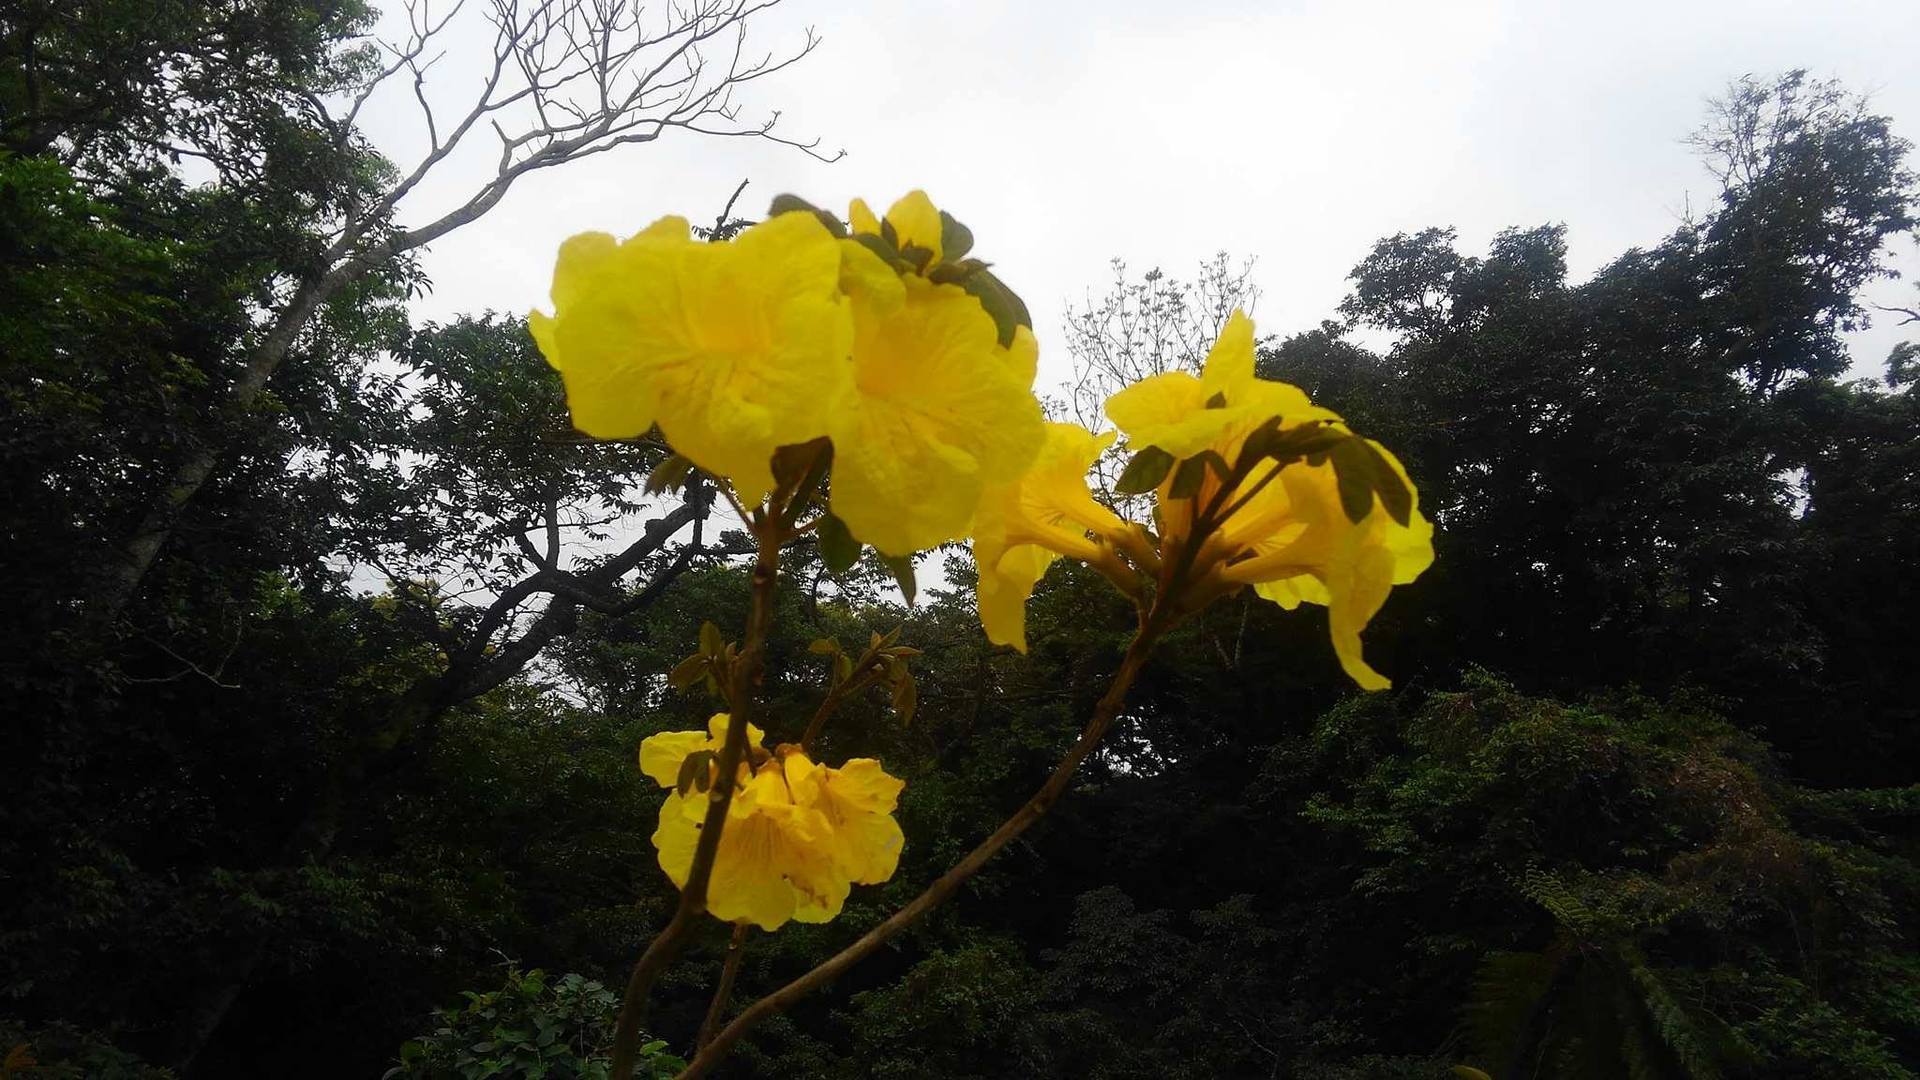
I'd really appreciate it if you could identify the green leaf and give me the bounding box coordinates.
[818,512,860,574]
[1327,437,1413,526]
[938,210,974,261]
[768,193,821,217]
[676,750,716,796]
[698,620,725,657]
[1169,455,1210,499]
[666,652,708,691]
[1332,458,1375,523]
[958,268,1032,347]
[882,553,918,606]
[900,243,937,273]
[644,453,694,495]
[807,637,840,656]
[1359,440,1414,526]
[768,194,847,236]
[833,652,853,685]
[1115,446,1176,495]
[892,671,918,726]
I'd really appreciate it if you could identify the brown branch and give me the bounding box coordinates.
[696,923,751,1050]
[800,662,885,750]
[608,521,784,1080]
[677,615,1168,1078]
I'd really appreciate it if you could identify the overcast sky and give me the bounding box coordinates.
[362,0,1920,395]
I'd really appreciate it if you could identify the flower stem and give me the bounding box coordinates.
[696,923,751,1050]
[674,613,1168,1078]
[609,525,783,1080]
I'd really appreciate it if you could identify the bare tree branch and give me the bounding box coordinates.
[99,0,840,615]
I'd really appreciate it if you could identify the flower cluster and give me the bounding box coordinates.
[975,310,1434,688]
[530,191,1045,555]
[533,191,1433,938]
[639,715,905,930]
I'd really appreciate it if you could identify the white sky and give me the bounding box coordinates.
[364,0,1920,388]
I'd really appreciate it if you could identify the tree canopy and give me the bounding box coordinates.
[1,8,1915,1074]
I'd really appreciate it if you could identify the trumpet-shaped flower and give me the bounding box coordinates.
[639,715,905,930]
[972,422,1130,651]
[529,212,851,504]
[780,748,907,885]
[826,244,1045,556]
[1106,310,1434,689]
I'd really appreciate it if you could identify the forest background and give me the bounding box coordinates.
[2,1,1917,1077]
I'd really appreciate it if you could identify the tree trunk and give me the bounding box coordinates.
[94,254,363,618]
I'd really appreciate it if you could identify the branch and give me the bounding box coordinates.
[676,620,1168,1078]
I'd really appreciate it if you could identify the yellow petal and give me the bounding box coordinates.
[1199,308,1256,397]
[847,197,880,237]
[637,729,711,788]
[821,758,905,814]
[884,190,943,263]
[837,237,907,313]
[703,812,801,930]
[977,543,1058,652]
[831,807,906,885]
[1104,371,1240,459]
[1327,537,1399,691]
[811,759,907,884]
[531,211,852,503]
[970,423,1123,650]
[652,792,702,889]
[705,712,766,750]
[549,230,624,310]
[1224,462,1434,690]
[829,279,1045,555]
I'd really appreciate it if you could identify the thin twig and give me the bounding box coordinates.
[676,612,1169,1078]
[608,522,784,1080]
[696,923,751,1050]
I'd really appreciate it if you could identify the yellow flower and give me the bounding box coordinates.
[1105,310,1433,689]
[638,715,905,929]
[780,748,907,885]
[972,422,1130,651]
[528,211,852,504]
[825,242,1045,555]
[848,190,946,267]
[1215,446,1434,689]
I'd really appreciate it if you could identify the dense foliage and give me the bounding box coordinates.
[0,2,1914,1073]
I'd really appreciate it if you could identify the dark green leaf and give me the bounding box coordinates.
[938,210,974,261]
[882,553,918,606]
[676,750,716,796]
[892,671,918,725]
[1359,440,1415,526]
[818,512,860,574]
[853,232,907,271]
[1115,446,1176,495]
[900,243,937,273]
[1169,455,1210,499]
[767,193,821,217]
[666,652,708,691]
[959,269,1032,347]
[1329,439,1378,524]
[1327,437,1413,526]
[644,454,694,495]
